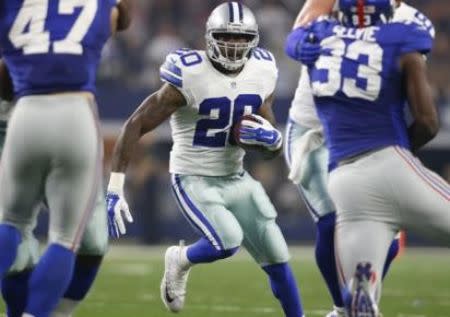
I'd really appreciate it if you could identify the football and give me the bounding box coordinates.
[232,114,266,152]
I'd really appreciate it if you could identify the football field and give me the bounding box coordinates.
[2,246,449,317]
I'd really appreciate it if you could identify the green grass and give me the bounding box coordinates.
[2,246,450,317]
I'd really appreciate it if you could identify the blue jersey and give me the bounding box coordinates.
[0,0,117,97]
[307,19,433,169]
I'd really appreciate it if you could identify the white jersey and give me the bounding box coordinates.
[288,2,435,128]
[160,48,278,176]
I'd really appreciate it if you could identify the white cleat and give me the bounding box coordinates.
[160,244,191,313]
[326,306,347,317]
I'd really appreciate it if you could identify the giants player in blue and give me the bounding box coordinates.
[0,1,131,317]
[286,0,450,316]
[285,1,434,316]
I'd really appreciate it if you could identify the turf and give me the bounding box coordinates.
[1,246,449,317]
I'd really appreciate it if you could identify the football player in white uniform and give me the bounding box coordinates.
[106,2,305,317]
[284,1,435,317]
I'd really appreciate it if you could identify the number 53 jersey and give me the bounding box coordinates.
[160,48,278,176]
[0,0,117,97]
[308,19,433,168]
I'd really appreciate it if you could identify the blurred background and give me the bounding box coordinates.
[95,0,450,245]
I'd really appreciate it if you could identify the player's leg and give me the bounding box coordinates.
[328,152,400,317]
[285,121,402,316]
[0,116,42,317]
[229,173,304,317]
[23,95,101,317]
[161,174,244,312]
[392,147,450,243]
[0,99,48,280]
[334,220,396,317]
[51,184,108,317]
[1,209,40,317]
[285,120,345,314]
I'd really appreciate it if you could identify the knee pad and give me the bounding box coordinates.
[77,195,108,256]
[259,221,290,265]
[210,210,244,250]
[7,231,39,274]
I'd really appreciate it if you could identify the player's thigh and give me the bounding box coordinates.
[285,121,334,221]
[328,152,399,224]
[78,182,108,256]
[171,174,243,250]
[0,101,47,231]
[392,147,450,245]
[300,144,335,220]
[231,174,290,265]
[335,220,396,304]
[45,96,101,250]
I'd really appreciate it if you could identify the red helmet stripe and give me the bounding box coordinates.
[357,0,365,27]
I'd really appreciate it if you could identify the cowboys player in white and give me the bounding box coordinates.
[284,1,434,316]
[107,2,305,316]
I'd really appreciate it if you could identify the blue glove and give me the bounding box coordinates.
[106,173,133,238]
[285,27,321,66]
[239,114,282,151]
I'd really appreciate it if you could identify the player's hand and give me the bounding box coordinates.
[239,114,282,151]
[106,172,133,238]
[285,27,321,66]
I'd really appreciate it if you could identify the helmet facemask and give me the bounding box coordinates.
[206,30,259,71]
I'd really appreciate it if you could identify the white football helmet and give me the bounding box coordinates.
[205,2,259,71]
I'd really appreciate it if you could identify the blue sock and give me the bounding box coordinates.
[186,237,239,264]
[382,237,400,279]
[315,213,344,308]
[1,270,31,317]
[263,263,304,317]
[63,255,102,301]
[25,243,75,317]
[0,224,21,275]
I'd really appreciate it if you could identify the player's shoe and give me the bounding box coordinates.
[350,263,379,317]
[325,306,346,317]
[160,243,191,313]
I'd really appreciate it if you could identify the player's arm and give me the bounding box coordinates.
[258,92,282,159]
[293,0,335,28]
[111,0,132,34]
[107,83,186,238]
[239,92,282,159]
[0,59,14,101]
[111,83,186,173]
[400,52,439,152]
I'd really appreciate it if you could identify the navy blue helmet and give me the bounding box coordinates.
[338,0,396,27]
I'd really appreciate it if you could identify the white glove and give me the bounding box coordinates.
[239,114,282,151]
[288,127,324,184]
[106,172,133,238]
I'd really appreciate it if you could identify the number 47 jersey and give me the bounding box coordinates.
[308,19,433,168]
[0,0,118,97]
[160,48,278,176]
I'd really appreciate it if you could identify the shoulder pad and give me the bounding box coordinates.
[160,49,204,89]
